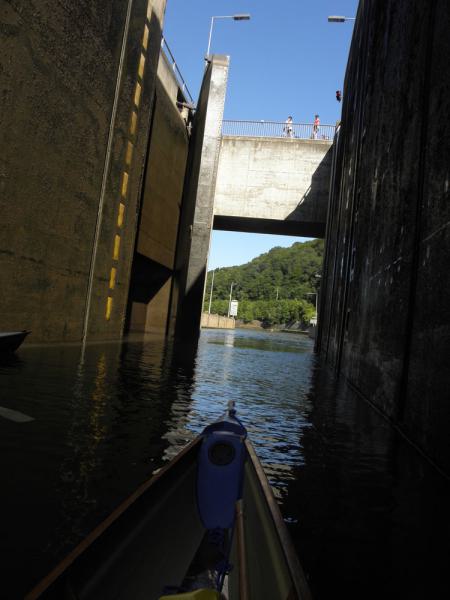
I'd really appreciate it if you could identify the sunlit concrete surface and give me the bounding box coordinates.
[214,137,332,237]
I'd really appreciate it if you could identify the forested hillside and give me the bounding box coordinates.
[204,238,324,326]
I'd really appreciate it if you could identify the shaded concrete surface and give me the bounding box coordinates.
[126,254,172,332]
[0,0,166,342]
[318,0,450,473]
[214,137,332,238]
[126,52,190,335]
[213,215,325,238]
[82,1,166,341]
[288,360,450,600]
[175,56,230,340]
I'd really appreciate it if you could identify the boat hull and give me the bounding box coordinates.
[26,438,311,600]
[0,330,30,353]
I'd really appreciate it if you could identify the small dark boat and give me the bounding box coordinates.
[26,403,311,600]
[0,330,30,353]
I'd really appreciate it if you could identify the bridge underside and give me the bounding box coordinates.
[213,215,325,238]
[212,136,332,243]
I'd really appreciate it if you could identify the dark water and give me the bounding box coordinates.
[0,329,449,599]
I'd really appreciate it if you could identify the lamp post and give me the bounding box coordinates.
[208,269,215,315]
[206,14,251,58]
[227,282,234,318]
[327,15,356,22]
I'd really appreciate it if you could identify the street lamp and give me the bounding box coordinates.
[327,15,356,22]
[208,269,215,315]
[206,14,251,58]
[227,281,234,318]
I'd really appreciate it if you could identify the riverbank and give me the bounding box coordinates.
[236,319,310,333]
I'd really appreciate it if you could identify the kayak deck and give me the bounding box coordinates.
[26,439,311,600]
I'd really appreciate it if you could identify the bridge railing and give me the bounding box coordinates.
[222,120,335,140]
[161,37,194,105]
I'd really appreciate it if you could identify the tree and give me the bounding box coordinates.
[205,239,323,304]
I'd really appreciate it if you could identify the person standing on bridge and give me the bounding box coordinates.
[284,116,293,138]
[313,114,320,139]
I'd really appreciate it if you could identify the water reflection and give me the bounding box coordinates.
[0,329,449,599]
[55,352,111,552]
[0,335,194,598]
[284,363,450,600]
[171,329,315,504]
[159,330,315,486]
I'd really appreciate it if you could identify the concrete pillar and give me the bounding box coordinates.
[174,55,230,340]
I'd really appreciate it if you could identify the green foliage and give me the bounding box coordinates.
[203,298,315,326]
[203,239,323,325]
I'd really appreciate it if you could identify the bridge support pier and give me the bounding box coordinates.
[174,56,230,340]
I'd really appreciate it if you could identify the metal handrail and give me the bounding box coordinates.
[161,37,194,105]
[222,120,335,140]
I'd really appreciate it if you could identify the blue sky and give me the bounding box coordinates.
[163,0,358,268]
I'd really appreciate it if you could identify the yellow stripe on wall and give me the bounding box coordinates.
[121,172,129,198]
[125,141,134,166]
[106,296,113,320]
[130,111,137,135]
[106,4,152,321]
[134,82,142,108]
[142,25,149,50]
[138,53,146,79]
[117,203,125,228]
[113,235,121,260]
[109,267,117,290]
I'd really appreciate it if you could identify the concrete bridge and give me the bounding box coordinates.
[131,64,338,339]
[213,128,333,238]
[174,93,336,340]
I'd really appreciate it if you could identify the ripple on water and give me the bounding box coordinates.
[161,329,315,504]
[2,328,449,600]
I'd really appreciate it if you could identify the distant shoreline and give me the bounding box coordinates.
[235,321,309,334]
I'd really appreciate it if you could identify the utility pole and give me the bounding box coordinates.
[208,269,215,314]
[227,281,234,318]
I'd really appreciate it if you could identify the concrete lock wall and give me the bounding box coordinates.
[201,313,235,329]
[126,51,190,335]
[318,0,450,473]
[0,0,166,342]
[214,137,332,238]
